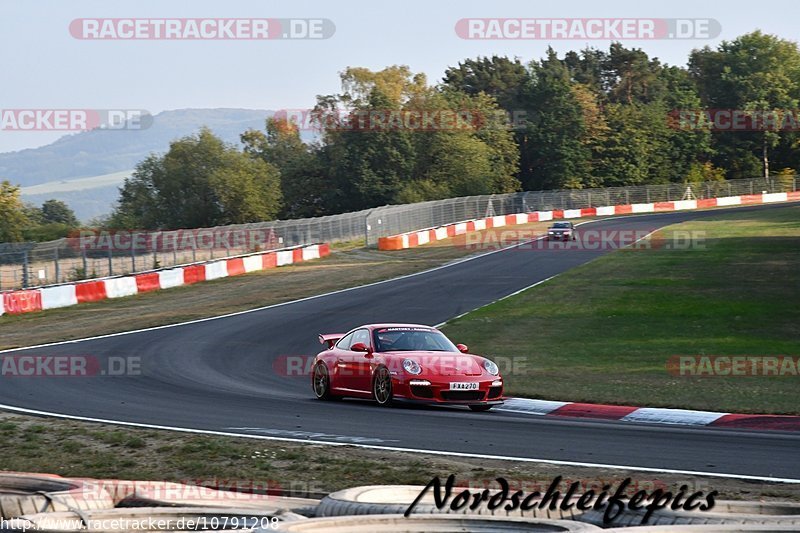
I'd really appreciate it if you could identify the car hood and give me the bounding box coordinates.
[387,351,486,376]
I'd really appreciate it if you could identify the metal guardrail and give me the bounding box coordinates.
[1,176,796,290]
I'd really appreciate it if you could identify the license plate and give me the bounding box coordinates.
[450,382,478,390]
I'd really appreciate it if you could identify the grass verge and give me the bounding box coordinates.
[443,205,800,414]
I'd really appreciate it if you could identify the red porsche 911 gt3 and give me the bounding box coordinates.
[310,324,504,411]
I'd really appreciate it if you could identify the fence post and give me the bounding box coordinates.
[646,186,650,203]
[82,250,88,279]
[22,251,29,288]
[54,246,60,283]
[108,248,113,277]
[364,211,372,246]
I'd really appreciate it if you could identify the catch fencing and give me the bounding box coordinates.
[1,175,796,290]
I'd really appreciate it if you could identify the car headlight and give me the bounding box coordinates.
[483,360,499,376]
[403,359,422,375]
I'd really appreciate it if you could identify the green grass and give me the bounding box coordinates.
[442,206,800,414]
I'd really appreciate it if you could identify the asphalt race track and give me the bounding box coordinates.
[1,204,799,481]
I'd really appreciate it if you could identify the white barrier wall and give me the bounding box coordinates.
[716,196,741,206]
[158,269,185,289]
[276,250,294,266]
[632,203,655,213]
[302,245,320,261]
[204,261,229,281]
[673,200,698,210]
[763,192,788,203]
[40,285,78,310]
[242,255,263,273]
[105,277,138,298]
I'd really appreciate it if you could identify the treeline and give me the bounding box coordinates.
[0,182,81,243]
[3,30,796,238]
[108,30,800,229]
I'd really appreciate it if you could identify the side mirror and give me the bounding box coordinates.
[456,344,469,353]
[351,342,371,353]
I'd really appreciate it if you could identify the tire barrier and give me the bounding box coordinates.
[604,526,800,532]
[0,473,114,519]
[269,514,600,532]
[315,485,586,521]
[578,500,800,528]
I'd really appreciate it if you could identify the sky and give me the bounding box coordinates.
[0,0,797,153]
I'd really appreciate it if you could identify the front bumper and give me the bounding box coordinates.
[393,377,504,405]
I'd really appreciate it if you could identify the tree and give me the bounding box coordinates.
[314,70,419,210]
[603,43,667,105]
[442,56,529,111]
[209,152,282,224]
[520,49,592,190]
[690,31,800,178]
[40,199,79,226]
[243,117,328,218]
[111,128,282,229]
[0,181,29,242]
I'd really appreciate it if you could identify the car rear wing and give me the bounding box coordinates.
[318,333,344,349]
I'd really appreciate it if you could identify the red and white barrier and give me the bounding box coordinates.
[501,398,800,431]
[377,193,800,250]
[0,243,331,318]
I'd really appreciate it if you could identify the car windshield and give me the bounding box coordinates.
[552,222,571,228]
[373,327,458,352]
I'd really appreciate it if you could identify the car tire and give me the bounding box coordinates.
[312,363,336,401]
[372,366,393,407]
[469,405,493,412]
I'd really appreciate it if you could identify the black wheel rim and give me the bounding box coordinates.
[374,368,391,404]
[313,365,328,398]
